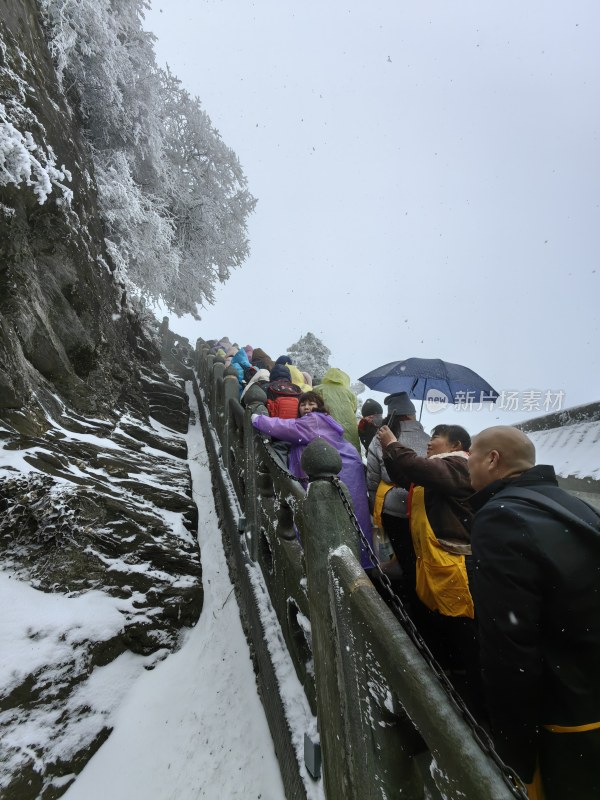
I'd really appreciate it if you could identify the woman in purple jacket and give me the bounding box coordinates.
[252,392,374,569]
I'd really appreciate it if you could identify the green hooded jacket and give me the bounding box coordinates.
[314,368,361,452]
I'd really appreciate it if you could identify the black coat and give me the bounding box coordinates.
[470,465,600,782]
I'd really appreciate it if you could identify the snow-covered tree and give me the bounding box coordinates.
[158,68,256,314]
[287,333,331,384]
[350,380,366,398]
[38,0,255,317]
[0,101,73,205]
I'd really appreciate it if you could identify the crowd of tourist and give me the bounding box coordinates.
[206,337,600,800]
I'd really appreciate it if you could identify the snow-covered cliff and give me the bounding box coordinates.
[0,4,204,795]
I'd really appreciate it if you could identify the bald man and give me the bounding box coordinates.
[468,426,600,799]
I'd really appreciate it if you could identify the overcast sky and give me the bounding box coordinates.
[145,1,599,431]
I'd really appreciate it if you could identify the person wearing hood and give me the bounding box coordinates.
[229,347,252,387]
[211,337,231,354]
[275,355,311,393]
[269,364,295,383]
[252,392,374,570]
[313,367,361,452]
[265,365,302,419]
[366,393,429,606]
[251,347,275,373]
[224,344,238,368]
[378,422,483,720]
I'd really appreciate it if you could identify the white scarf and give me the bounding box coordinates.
[428,450,469,460]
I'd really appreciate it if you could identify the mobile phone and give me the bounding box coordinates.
[387,410,397,429]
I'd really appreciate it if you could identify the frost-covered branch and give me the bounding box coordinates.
[0,103,72,206]
[38,0,256,316]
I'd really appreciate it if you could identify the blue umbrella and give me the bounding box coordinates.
[358,357,499,404]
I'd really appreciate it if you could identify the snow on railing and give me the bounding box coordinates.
[194,340,526,800]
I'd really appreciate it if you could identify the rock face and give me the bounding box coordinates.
[0,4,204,797]
[0,0,158,423]
[0,399,203,798]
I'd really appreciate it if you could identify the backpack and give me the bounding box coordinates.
[498,487,600,541]
[266,379,301,400]
[266,379,301,419]
[267,396,299,419]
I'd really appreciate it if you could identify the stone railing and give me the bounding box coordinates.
[194,341,526,800]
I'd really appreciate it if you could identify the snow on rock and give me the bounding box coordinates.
[0,398,202,797]
[0,100,72,206]
[0,573,157,797]
[62,382,286,800]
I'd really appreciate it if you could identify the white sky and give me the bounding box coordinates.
[145,0,600,432]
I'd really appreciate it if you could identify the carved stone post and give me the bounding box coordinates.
[197,344,210,383]
[211,362,224,426]
[300,439,361,799]
[243,408,259,561]
[221,372,240,470]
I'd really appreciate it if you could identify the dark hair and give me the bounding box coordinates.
[297,392,328,417]
[431,424,471,451]
[383,411,404,436]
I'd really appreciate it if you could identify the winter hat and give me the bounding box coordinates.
[269,364,291,382]
[384,392,416,416]
[302,371,313,387]
[243,344,253,360]
[275,355,292,365]
[361,398,383,417]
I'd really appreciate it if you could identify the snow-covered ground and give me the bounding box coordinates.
[62,386,287,800]
[0,575,155,795]
[5,375,594,799]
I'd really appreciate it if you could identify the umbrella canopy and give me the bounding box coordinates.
[358,358,499,404]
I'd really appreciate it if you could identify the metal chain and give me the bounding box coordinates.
[215,406,526,799]
[256,436,303,483]
[328,475,529,800]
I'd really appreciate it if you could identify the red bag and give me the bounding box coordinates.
[267,396,299,419]
[266,379,301,419]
